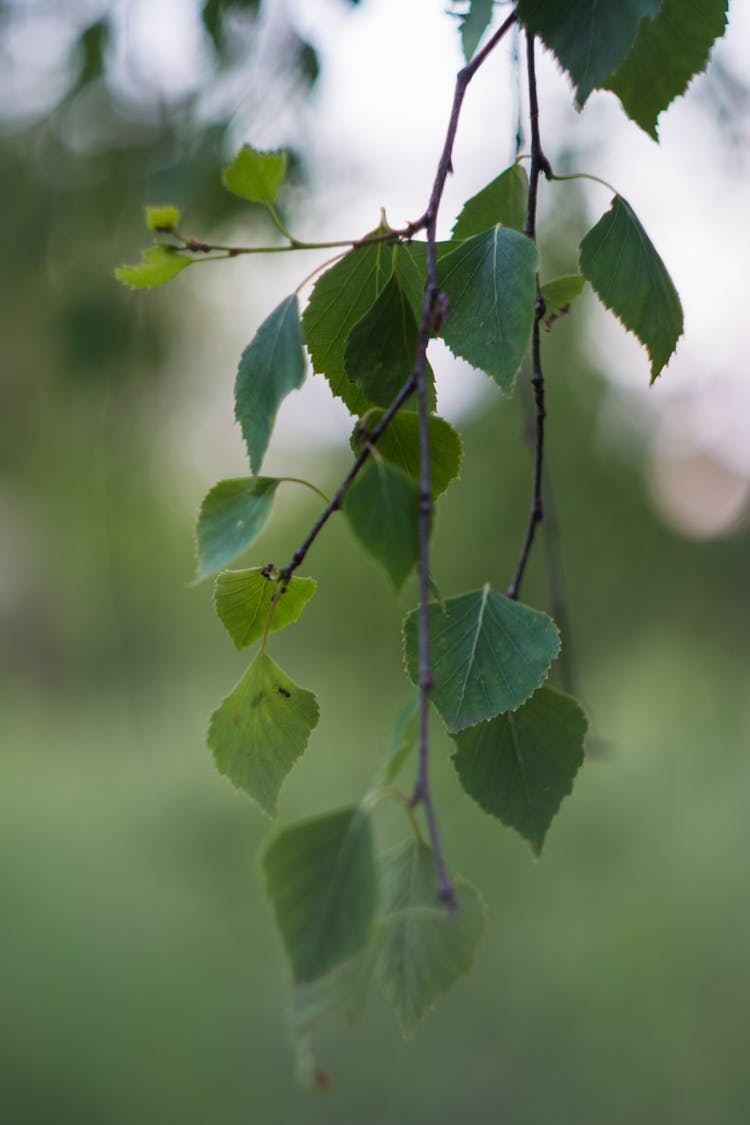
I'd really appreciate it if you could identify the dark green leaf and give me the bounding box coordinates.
[540,273,585,331]
[376,839,486,1037]
[344,274,418,407]
[605,0,729,138]
[452,686,587,853]
[208,651,319,816]
[194,477,280,581]
[452,164,529,240]
[302,233,395,414]
[579,195,683,381]
[234,295,306,473]
[459,0,494,61]
[395,240,455,322]
[144,205,180,232]
[438,226,537,393]
[352,411,462,499]
[222,144,287,205]
[403,585,560,732]
[343,458,419,589]
[263,806,379,982]
[214,568,316,650]
[115,245,191,290]
[517,0,659,105]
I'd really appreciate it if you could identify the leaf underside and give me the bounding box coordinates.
[194,477,280,581]
[213,568,316,650]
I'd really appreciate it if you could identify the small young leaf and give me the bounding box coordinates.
[459,0,494,61]
[379,696,419,786]
[115,245,191,290]
[263,806,379,982]
[605,0,729,138]
[343,458,419,589]
[539,273,585,331]
[302,233,394,414]
[452,164,529,240]
[452,686,588,854]
[208,650,319,816]
[438,226,537,393]
[352,411,462,499]
[375,838,487,1038]
[517,0,660,105]
[222,144,287,204]
[403,585,560,732]
[235,294,306,473]
[579,195,683,381]
[214,568,316,650]
[194,477,280,581]
[344,274,418,407]
[144,204,181,232]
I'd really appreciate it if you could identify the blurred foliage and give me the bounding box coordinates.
[2,2,749,1122]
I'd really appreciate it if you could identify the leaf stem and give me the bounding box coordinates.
[277,477,331,505]
[508,32,548,602]
[548,170,619,196]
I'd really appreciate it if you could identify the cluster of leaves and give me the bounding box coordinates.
[116,0,728,1086]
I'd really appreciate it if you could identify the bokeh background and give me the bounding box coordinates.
[2,1,750,1121]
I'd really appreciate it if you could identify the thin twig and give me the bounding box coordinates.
[507,32,550,602]
[277,7,518,907]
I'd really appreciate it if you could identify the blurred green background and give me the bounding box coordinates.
[2,2,749,1122]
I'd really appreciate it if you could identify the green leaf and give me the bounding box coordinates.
[438,226,538,393]
[302,233,395,414]
[194,477,280,581]
[579,195,683,382]
[208,651,319,816]
[379,696,419,786]
[540,273,585,331]
[395,239,455,322]
[451,686,587,854]
[452,164,529,240]
[459,0,494,61]
[605,0,729,138]
[213,568,316,650]
[234,295,306,473]
[263,806,379,982]
[352,411,462,499]
[343,458,419,589]
[403,584,560,732]
[144,204,181,232]
[344,274,418,408]
[517,0,660,105]
[375,839,486,1038]
[222,144,287,205]
[291,948,376,1091]
[114,245,191,290]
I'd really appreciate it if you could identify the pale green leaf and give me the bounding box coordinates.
[194,477,280,581]
[459,0,493,61]
[213,568,316,650]
[352,411,462,499]
[403,584,560,732]
[344,273,418,407]
[452,164,529,240]
[343,457,419,589]
[208,651,319,816]
[222,144,287,204]
[579,195,683,381]
[438,226,538,393]
[540,273,585,331]
[144,204,180,232]
[452,686,587,854]
[605,0,729,138]
[302,232,395,414]
[379,696,419,786]
[115,245,191,290]
[263,806,379,982]
[517,0,659,105]
[376,838,486,1037]
[235,295,306,473]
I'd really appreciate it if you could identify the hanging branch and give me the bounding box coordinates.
[507,31,551,602]
[276,8,519,907]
